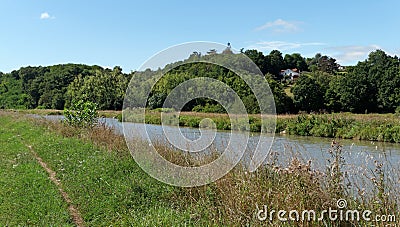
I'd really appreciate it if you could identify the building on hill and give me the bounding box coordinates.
[280,68,300,81]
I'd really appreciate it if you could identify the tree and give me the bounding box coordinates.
[337,70,372,113]
[351,50,400,112]
[284,53,308,71]
[265,74,295,113]
[378,67,400,112]
[267,50,285,76]
[306,53,320,72]
[324,77,342,112]
[244,49,269,75]
[317,56,338,74]
[292,76,324,112]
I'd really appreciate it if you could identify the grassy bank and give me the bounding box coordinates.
[0,115,72,226]
[1,111,399,225]
[15,108,400,143]
[13,109,121,119]
[279,113,400,142]
[0,112,190,226]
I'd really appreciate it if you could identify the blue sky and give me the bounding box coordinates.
[1,1,399,73]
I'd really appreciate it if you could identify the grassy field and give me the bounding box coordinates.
[0,114,73,225]
[1,111,399,226]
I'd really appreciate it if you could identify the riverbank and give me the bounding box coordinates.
[10,109,121,119]
[122,110,400,143]
[1,111,399,225]
[10,109,400,142]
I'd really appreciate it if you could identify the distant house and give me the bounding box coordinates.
[280,68,300,81]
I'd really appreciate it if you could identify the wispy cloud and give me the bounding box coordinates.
[40,12,55,20]
[330,45,381,65]
[255,19,302,33]
[248,41,326,52]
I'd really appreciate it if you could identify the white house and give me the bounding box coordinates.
[280,68,300,81]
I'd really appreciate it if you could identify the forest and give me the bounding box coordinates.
[0,49,399,114]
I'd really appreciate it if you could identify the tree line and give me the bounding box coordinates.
[0,49,399,114]
[0,64,131,110]
[244,49,400,113]
[292,50,400,113]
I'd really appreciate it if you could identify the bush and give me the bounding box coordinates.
[395,106,400,115]
[63,100,98,128]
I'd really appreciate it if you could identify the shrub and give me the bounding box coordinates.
[63,100,98,128]
[396,106,400,116]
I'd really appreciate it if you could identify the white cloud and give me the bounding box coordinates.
[255,19,302,33]
[248,41,326,52]
[330,45,381,65]
[40,12,55,20]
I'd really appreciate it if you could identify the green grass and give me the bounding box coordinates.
[0,116,73,226]
[0,113,194,226]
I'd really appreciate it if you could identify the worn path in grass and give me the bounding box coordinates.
[0,112,199,226]
[0,114,74,226]
[26,145,85,226]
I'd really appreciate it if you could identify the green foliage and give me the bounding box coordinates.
[0,64,131,110]
[335,50,400,113]
[143,56,293,114]
[324,76,342,112]
[292,76,324,112]
[280,114,400,142]
[396,106,400,115]
[265,74,296,113]
[283,53,308,71]
[66,66,130,110]
[63,100,98,128]
[306,53,339,73]
[192,103,226,113]
[146,92,167,109]
[0,73,34,109]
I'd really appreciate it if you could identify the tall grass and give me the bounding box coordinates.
[281,114,400,142]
